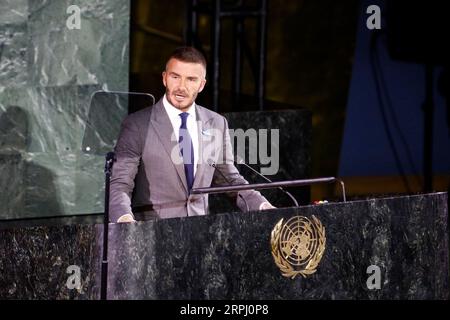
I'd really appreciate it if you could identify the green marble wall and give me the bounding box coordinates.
[0,0,130,219]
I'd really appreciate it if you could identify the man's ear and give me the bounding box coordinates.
[198,79,207,93]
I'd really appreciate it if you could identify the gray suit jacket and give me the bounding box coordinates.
[109,99,268,222]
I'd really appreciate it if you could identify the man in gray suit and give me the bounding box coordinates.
[110,47,274,223]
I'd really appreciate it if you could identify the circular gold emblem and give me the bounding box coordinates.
[271,215,326,279]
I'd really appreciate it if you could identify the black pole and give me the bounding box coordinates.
[192,176,347,203]
[192,177,337,194]
[257,0,267,111]
[100,151,115,300]
[232,17,243,110]
[185,0,198,45]
[211,0,221,111]
[423,65,434,192]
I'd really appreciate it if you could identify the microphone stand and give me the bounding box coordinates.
[101,152,115,300]
[237,160,299,207]
[208,161,250,212]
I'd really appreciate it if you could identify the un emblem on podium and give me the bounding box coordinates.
[271,215,326,279]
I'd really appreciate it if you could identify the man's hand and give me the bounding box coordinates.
[259,202,276,210]
[117,214,136,223]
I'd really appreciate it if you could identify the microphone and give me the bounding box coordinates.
[235,157,299,207]
[105,151,116,173]
[106,151,116,161]
[207,160,250,212]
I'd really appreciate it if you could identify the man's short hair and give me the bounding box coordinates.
[166,46,207,71]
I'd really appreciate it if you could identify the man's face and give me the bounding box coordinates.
[162,58,207,111]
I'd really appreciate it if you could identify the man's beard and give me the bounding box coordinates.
[168,90,198,110]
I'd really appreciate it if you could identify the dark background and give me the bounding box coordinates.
[129,0,359,200]
[128,0,449,200]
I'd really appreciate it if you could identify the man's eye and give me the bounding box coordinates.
[171,75,179,79]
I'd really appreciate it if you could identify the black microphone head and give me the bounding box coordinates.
[106,151,116,161]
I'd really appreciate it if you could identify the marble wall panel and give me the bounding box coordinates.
[0,0,130,219]
[28,0,129,90]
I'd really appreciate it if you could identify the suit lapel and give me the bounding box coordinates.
[150,99,188,193]
[193,105,213,189]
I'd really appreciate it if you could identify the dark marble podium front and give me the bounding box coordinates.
[0,192,448,299]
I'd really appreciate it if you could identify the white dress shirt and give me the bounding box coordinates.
[162,95,199,176]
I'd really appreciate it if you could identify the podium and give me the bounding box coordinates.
[0,192,448,299]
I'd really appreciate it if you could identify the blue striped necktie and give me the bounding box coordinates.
[179,112,194,192]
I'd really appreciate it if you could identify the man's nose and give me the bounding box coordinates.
[179,77,188,90]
